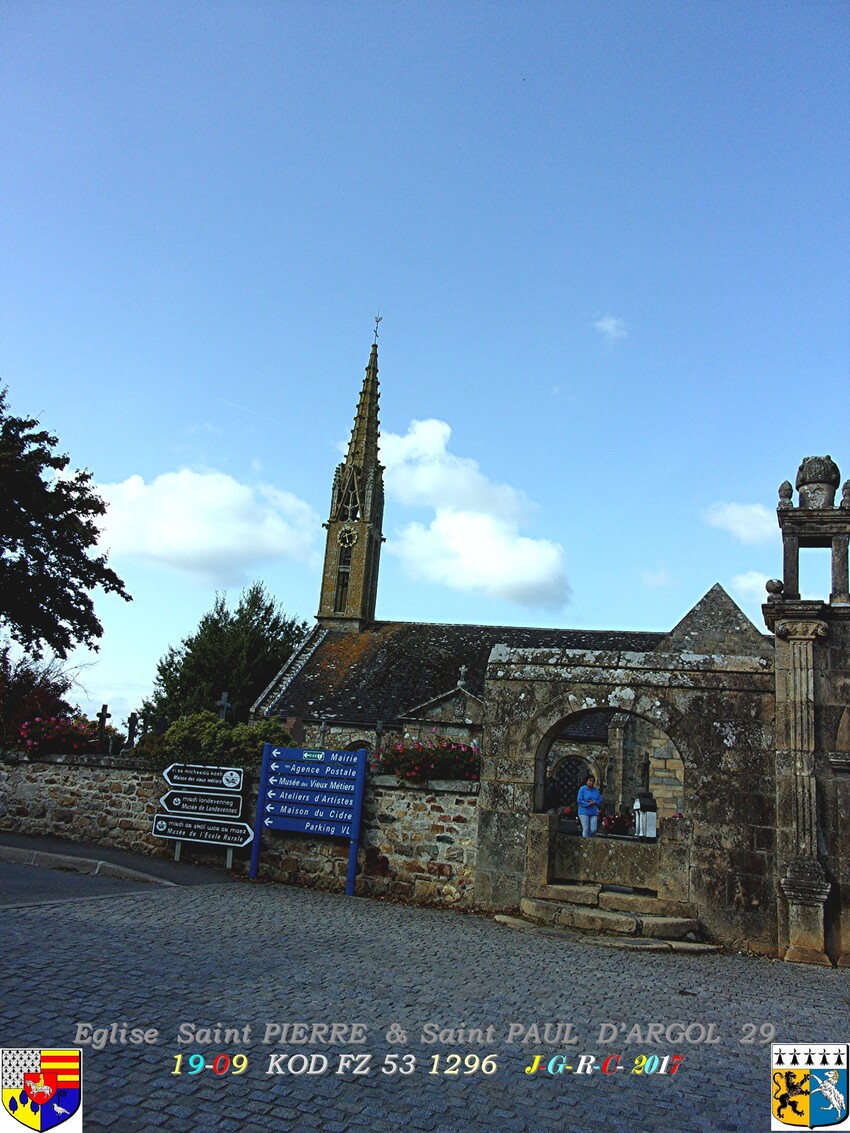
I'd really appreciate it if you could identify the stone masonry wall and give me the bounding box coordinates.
[258,776,478,904]
[0,755,478,905]
[0,755,161,852]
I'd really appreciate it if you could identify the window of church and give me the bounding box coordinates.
[334,568,350,613]
[339,483,359,522]
[334,544,352,613]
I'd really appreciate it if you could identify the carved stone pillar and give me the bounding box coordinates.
[775,619,831,964]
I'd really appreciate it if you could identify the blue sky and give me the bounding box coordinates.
[2,2,848,723]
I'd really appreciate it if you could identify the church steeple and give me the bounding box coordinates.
[346,343,380,470]
[317,342,385,632]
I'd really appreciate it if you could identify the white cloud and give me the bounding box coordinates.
[380,420,570,609]
[705,502,777,544]
[381,420,531,522]
[593,315,628,340]
[641,567,674,589]
[98,469,319,585]
[730,570,770,607]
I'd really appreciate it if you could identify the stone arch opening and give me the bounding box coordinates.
[538,707,685,824]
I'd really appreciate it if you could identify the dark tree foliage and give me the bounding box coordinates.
[0,646,77,749]
[0,389,131,658]
[144,582,308,724]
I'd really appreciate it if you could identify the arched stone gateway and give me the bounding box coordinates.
[475,641,779,955]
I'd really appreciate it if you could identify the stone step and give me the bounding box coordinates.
[598,891,694,918]
[521,897,637,935]
[537,883,695,919]
[538,883,601,907]
[639,914,701,941]
[495,914,722,954]
[519,896,702,943]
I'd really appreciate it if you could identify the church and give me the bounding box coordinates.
[254,341,850,966]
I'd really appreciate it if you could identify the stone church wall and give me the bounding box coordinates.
[0,754,478,906]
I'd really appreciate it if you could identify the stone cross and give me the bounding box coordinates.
[96,704,111,745]
[216,691,230,722]
[126,713,138,748]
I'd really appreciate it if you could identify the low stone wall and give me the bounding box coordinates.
[0,754,161,852]
[0,755,478,905]
[550,829,690,903]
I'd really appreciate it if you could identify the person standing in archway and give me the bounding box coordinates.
[577,774,602,838]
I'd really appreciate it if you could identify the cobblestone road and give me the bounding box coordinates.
[1,881,847,1133]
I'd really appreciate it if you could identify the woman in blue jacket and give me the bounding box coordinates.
[577,774,602,838]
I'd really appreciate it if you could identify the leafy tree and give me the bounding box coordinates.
[0,388,130,657]
[144,582,308,724]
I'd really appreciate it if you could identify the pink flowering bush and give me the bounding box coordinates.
[18,715,97,756]
[371,734,480,785]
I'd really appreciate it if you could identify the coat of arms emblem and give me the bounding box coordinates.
[1,1050,81,1131]
[771,1044,849,1130]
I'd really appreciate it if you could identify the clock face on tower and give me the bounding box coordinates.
[338,524,358,548]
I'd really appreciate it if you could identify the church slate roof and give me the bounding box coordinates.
[257,621,665,726]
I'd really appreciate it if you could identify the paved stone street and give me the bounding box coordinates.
[1,880,847,1133]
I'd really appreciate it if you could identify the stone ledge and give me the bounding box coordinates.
[371,775,479,794]
[1,751,153,772]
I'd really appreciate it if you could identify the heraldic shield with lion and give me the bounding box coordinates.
[772,1045,849,1130]
[1,1050,81,1131]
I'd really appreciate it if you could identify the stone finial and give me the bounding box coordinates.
[795,456,840,509]
[841,481,850,510]
[778,481,794,509]
[765,578,784,602]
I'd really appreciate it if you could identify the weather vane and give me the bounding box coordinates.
[374,311,382,343]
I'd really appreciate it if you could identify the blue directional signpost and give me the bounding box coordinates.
[249,745,368,895]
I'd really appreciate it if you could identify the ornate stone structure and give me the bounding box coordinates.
[763,457,850,966]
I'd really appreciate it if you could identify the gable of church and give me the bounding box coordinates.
[654,583,774,659]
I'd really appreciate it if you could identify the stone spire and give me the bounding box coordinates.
[345,343,380,471]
